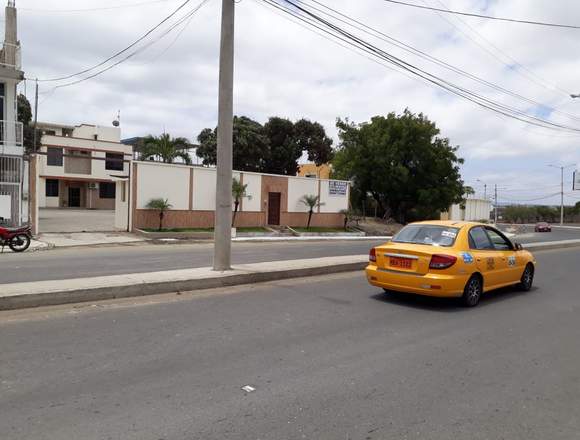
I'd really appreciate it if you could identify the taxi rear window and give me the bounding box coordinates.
[392,225,459,247]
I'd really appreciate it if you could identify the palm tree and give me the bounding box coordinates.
[140,133,192,164]
[232,177,251,227]
[300,195,324,230]
[146,198,172,231]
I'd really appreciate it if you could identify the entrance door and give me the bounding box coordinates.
[68,187,81,207]
[268,192,281,225]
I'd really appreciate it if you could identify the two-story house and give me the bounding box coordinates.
[37,123,132,210]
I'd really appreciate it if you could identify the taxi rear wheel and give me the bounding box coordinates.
[462,275,482,307]
[517,264,534,291]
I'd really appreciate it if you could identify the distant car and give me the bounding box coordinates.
[366,221,536,307]
[535,222,551,232]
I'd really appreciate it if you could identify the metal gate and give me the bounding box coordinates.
[0,155,23,226]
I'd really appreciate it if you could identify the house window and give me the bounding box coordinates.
[105,153,124,171]
[47,147,63,166]
[99,182,116,199]
[45,179,59,197]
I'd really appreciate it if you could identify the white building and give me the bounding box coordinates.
[0,1,25,225]
[36,122,133,210]
[441,197,492,222]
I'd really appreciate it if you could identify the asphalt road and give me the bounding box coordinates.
[1,226,579,284]
[1,248,579,440]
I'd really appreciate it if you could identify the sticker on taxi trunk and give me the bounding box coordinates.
[461,252,474,264]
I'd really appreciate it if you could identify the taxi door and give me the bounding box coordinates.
[484,227,520,284]
[468,226,504,290]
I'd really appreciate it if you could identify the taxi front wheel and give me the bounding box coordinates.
[462,275,482,307]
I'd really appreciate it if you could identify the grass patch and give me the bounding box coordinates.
[142,227,214,233]
[142,227,270,233]
[293,227,350,233]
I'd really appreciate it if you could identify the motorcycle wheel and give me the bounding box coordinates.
[8,234,31,252]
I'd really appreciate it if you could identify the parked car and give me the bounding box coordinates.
[535,222,552,232]
[366,221,536,307]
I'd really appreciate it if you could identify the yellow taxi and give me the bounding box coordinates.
[366,221,536,306]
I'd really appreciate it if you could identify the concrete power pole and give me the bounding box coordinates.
[494,184,498,224]
[213,0,235,271]
[560,166,564,226]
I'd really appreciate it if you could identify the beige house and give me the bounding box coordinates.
[36,123,132,210]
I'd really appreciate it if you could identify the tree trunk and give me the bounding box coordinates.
[232,201,239,227]
[159,211,164,231]
[307,209,313,230]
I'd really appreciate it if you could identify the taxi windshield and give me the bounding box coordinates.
[392,225,459,247]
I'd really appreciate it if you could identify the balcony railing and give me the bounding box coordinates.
[0,120,24,147]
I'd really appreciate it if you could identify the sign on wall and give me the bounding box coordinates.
[329,180,348,196]
[574,171,580,191]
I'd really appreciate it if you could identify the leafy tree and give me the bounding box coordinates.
[146,198,172,231]
[140,133,191,164]
[333,110,466,223]
[294,119,334,166]
[196,116,334,174]
[263,117,301,175]
[17,94,40,152]
[197,116,269,172]
[300,194,324,229]
[232,177,250,227]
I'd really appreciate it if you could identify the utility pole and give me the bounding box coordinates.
[494,184,498,224]
[213,0,235,271]
[548,164,575,226]
[483,184,487,200]
[32,79,39,151]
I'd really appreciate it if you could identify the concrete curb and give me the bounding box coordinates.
[0,256,368,311]
[523,239,580,252]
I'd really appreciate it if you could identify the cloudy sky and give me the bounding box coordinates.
[12,0,580,205]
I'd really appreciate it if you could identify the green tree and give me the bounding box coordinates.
[197,116,269,172]
[196,116,334,174]
[300,194,324,229]
[17,94,40,152]
[140,133,191,164]
[333,110,466,223]
[294,119,334,166]
[146,198,172,231]
[232,177,250,227]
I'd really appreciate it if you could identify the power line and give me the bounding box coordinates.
[39,0,211,94]
[32,0,195,82]
[382,0,580,30]
[21,0,175,13]
[265,0,580,134]
[301,0,580,126]
[426,0,572,98]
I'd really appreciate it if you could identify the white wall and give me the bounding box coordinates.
[242,173,261,212]
[319,180,349,213]
[0,195,11,220]
[137,162,190,210]
[73,125,121,142]
[192,167,216,210]
[446,199,492,221]
[115,180,129,230]
[287,177,319,213]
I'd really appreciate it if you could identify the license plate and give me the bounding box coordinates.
[390,257,413,269]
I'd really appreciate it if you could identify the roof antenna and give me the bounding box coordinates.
[112,110,120,127]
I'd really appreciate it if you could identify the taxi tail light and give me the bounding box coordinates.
[429,254,457,270]
[369,248,377,263]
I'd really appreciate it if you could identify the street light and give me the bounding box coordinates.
[547,163,576,226]
[571,94,580,99]
[476,179,487,199]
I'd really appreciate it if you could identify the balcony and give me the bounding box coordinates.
[0,120,24,155]
[0,41,21,70]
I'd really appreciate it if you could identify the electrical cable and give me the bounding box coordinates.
[33,0,194,82]
[265,0,580,133]
[381,0,580,30]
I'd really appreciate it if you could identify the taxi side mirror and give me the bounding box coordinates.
[514,242,523,251]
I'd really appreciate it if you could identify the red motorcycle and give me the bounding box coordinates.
[0,224,32,252]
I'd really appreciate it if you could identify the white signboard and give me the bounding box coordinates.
[329,180,348,196]
[0,194,11,221]
[574,171,580,191]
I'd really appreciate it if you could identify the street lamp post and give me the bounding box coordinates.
[548,164,575,226]
[571,94,580,99]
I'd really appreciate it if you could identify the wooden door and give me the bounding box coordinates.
[268,192,281,225]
